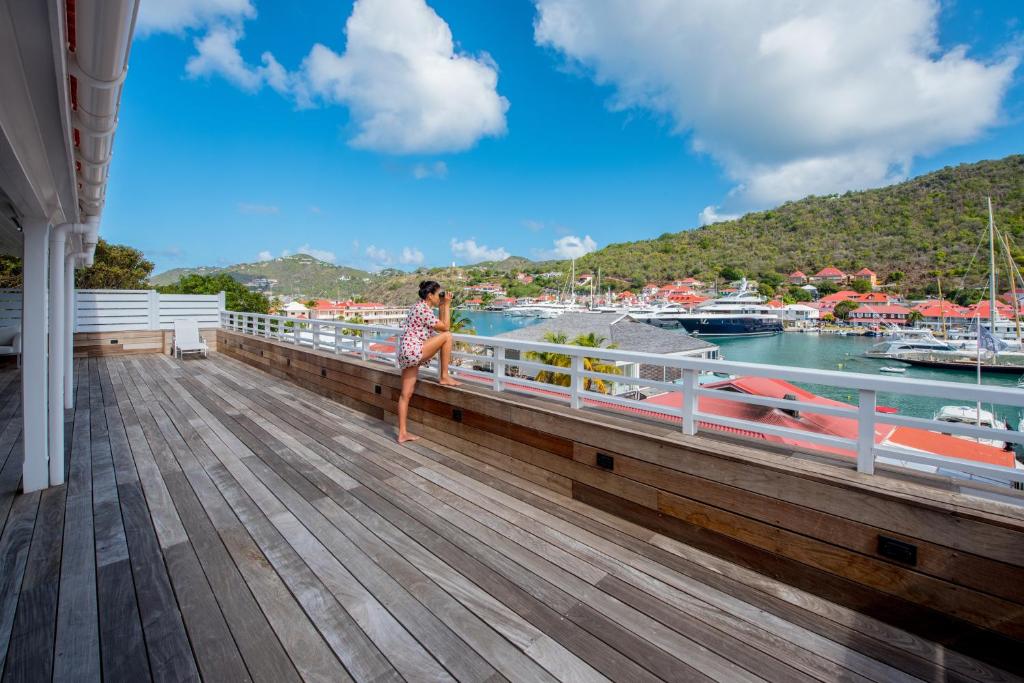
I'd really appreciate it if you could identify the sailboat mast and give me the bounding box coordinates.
[987,197,998,335]
[998,229,1022,345]
[937,276,946,337]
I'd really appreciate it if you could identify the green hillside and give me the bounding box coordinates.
[558,155,1024,292]
[150,254,372,298]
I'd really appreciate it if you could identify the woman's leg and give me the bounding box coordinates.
[397,366,419,443]
[418,333,461,386]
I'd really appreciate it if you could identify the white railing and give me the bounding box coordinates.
[222,311,1024,490]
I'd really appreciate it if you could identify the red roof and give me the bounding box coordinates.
[856,268,876,276]
[347,302,386,308]
[966,300,1015,318]
[789,270,806,278]
[852,304,910,315]
[465,298,483,304]
[765,299,784,308]
[680,277,701,284]
[819,290,859,304]
[815,266,846,277]
[913,300,968,318]
[853,292,889,303]
[645,376,1012,465]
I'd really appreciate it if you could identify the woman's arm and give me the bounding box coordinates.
[432,293,452,331]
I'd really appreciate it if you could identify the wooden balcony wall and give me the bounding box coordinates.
[219,329,1024,658]
[74,329,219,357]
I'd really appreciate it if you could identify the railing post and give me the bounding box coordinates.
[493,344,505,392]
[570,354,583,409]
[360,329,368,362]
[857,389,876,474]
[311,321,320,351]
[293,319,300,346]
[681,368,697,436]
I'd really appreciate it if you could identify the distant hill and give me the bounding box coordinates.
[469,255,535,272]
[557,155,1024,292]
[150,254,372,298]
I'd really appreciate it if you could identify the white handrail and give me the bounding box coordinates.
[221,311,1024,486]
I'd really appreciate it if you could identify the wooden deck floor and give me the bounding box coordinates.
[0,353,1017,682]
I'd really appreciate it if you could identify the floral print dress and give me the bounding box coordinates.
[398,301,439,369]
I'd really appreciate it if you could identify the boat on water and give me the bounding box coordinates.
[893,350,1024,374]
[879,366,907,374]
[631,280,783,337]
[863,329,957,358]
[934,406,1008,449]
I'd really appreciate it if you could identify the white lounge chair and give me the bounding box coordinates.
[0,326,20,367]
[172,319,208,359]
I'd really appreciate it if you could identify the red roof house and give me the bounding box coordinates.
[788,270,808,284]
[811,266,847,283]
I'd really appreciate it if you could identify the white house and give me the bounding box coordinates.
[782,304,820,327]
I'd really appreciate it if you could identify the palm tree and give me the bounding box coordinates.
[525,332,571,386]
[570,333,622,394]
[524,331,622,394]
[906,310,924,328]
[449,310,477,363]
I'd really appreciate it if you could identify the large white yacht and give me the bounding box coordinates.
[631,281,783,336]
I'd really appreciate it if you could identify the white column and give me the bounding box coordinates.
[21,221,50,493]
[48,225,71,487]
[64,255,75,409]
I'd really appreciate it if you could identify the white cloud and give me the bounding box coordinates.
[400,246,425,265]
[537,234,597,260]
[256,250,273,261]
[137,0,254,35]
[366,245,391,263]
[160,0,508,155]
[295,244,336,263]
[698,206,741,226]
[296,0,509,153]
[412,161,448,180]
[534,0,1018,208]
[237,202,279,214]
[450,238,510,263]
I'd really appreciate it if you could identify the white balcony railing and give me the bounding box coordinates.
[222,311,1024,491]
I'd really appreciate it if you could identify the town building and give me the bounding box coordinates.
[848,304,911,327]
[782,304,820,327]
[854,268,878,287]
[811,266,847,284]
[787,270,808,285]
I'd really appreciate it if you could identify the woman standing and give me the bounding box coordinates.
[396,280,460,443]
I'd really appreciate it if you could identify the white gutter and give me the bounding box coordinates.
[71,0,138,222]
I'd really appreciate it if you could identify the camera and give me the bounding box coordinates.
[437,290,448,299]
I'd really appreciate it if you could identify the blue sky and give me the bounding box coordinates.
[102,1,1024,274]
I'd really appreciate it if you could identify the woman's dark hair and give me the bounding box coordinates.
[418,280,441,300]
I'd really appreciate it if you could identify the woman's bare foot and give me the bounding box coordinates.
[439,377,462,387]
[397,432,420,444]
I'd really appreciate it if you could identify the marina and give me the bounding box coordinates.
[467,310,1024,430]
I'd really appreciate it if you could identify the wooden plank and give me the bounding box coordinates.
[129,358,349,683]
[161,468,300,683]
[149,372,395,682]
[0,493,40,674]
[176,379,455,682]
[110,362,254,683]
[54,359,101,683]
[3,488,66,682]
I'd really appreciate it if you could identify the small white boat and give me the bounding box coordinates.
[935,406,1007,449]
[879,366,906,374]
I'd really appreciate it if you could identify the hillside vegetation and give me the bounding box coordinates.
[151,254,371,298]
[556,155,1024,291]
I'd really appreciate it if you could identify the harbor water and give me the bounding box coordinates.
[464,311,1024,427]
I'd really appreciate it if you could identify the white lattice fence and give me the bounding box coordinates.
[0,289,224,332]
